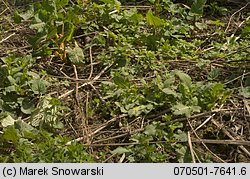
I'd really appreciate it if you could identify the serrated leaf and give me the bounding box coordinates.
[174,70,192,88]
[176,146,189,163]
[208,69,220,80]
[67,46,85,65]
[239,87,250,98]
[162,88,178,97]
[174,132,187,142]
[128,104,153,117]
[144,124,156,136]
[171,103,200,117]
[146,9,164,28]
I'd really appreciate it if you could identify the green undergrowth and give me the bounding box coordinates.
[1,0,250,162]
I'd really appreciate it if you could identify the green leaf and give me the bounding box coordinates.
[111,147,131,154]
[175,146,190,163]
[93,35,106,47]
[207,69,220,80]
[67,45,85,65]
[55,0,69,9]
[144,124,156,136]
[13,13,23,23]
[13,7,34,23]
[174,70,192,88]
[64,21,75,42]
[127,104,153,117]
[191,0,207,16]
[171,103,200,117]
[31,79,48,94]
[162,88,178,97]
[241,26,250,37]
[20,98,36,115]
[174,131,187,142]
[15,120,36,134]
[239,87,250,98]
[1,113,16,127]
[113,72,131,88]
[146,9,164,28]
[53,121,64,129]
[3,126,20,144]
[42,0,56,14]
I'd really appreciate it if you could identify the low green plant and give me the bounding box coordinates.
[0,120,93,162]
[101,69,228,118]
[1,0,248,163]
[111,121,191,162]
[0,55,48,117]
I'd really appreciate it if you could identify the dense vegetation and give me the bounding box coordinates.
[0,0,250,162]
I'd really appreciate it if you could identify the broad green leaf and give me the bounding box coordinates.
[42,0,56,14]
[176,146,190,163]
[171,103,200,117]
[162,88,178,97]
[55,0,69,9]
[146,9,164,28]
[128,104,153,117]
[3,126,20,144]
[15,120,36,134]
[67,46,85,65]
[13,7,34,23]
[113,72,131,88]
[20,98,36,115]
[5,85,16,93]
[13,13,23,23]
[207,69,220,80]
[239,87,250,98]
[53,121,64,129]
[144,124,156,136]
[7,76,16,85]
[195,22,207,30]
[174,70,192,88]
[129,12,143,24]
[31,79,48,94]
[191,0,207,16]
[241,26,250,37]
[1,113,16,127]
[111,147,131,154]
[174,132,187,141]
[128,106,141,117]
